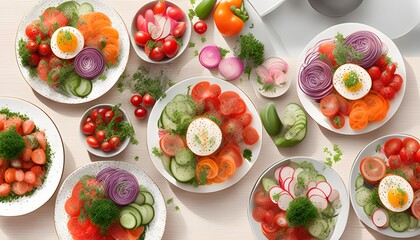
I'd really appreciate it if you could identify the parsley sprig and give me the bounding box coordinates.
[323,144,343,167]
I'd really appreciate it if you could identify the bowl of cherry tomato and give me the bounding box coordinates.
[130,0,192,63]
[79,104,137,157]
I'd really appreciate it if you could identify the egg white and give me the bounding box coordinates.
[333,63,372,100]
[50,26,84,59]
[186,118,222,156]
[378,175,414,212]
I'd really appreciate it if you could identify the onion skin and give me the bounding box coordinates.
[74,47,105,80]
[344,31,383,68]
[299,58,333,102]
[218,57,244,80]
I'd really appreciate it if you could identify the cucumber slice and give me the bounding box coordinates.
[262,177,278,193]
[175,148,194,165]
[355,187,372,207]
[160,110,177,132]
[78,2,94,16]
[142,191,155,205]
[307,218,328,239]
[297,169,316,186]
[134,192,146,205]
[275,103,307,147]
[137,204,155,225]
[57,1,80,18]
[119,206,142,229]
[389,212,410,232]
[170,158,195,183]
[355,174,364,190]
[321,203,335,218]
[74,78,92,97]
[161,155,171,173]
[64,74,81,96]
[363,202,377,216]
[315,174,326,183]
[409,216,418,229]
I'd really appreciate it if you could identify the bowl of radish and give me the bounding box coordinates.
[130,0,191,63]
[248,157,349,240]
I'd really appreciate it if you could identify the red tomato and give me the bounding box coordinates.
[252,206,267,222]
[104,110,114,123]
[380,86,395,100]
[101,141,113,152]
[359,156,386,184]
[153,1,166,15]
[64,196,82,217]
[95,130,106,143]
[235,112,253,127]
[194,20,207,34]
[167,7,185,21]
[41,8,69,37]
[368,66,381,80]
[143,93,155,107]
[374,55,388,71]
[219,91,246,117]
[191,81,222,102]
[284,226,313,240]
[411,177,420,190]
[386,62,397,75]
[98,107,110,123]
[380,71,392,86]
[318,41,336,66]
[384,138,403,157]
[329,113,345,129]
[335,94,350,115]
[82,122,96,135]
[389,74,403,93]
[218,144,242,168]
[202,96,220,112]
[108,222,130,240]
[221,119,243,144]
[134,107,148,119]
[319,95,339,118]
[274,211,288,228]
[130,94,143,107]
[403,137,419,155]
[159,133,185,157]
[29,53,41,66]
[81,178,105,199]
[86,136,100,148]
[243,125,259,145]
[38,43,52,56]
[90,109,99,121]
[109,136,121,150]
[67,217,86,238]
[163,38,179,58]
[149,46,165,61]
[134,31,151,47]
[253,190,275,209]
[415,149,420,163]
[172,22,186,38]
[26,41,38,53]
[372,79,385,93]
[25,21,44,41]
[261,219,280,234]
[388,155,402,169]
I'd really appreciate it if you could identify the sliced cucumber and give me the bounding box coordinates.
[74,78,92,97]
[63,74,81,96]
[161,154,171,173]
[307,218,328,239]
[389,212,410,232]
[78,2,94,16]
[142,191,155,205]
[175,148,194,165]
[355,174,364,190]
[297,169,316,186]
[138,204,155,225]
[119,206,142,229]
[274,103,307,147]
[262,177,278,193]
[134,192,146,205]
[409,216,419,229]
[170,158,195,183]
[355,187,372,207]
[321,203,335,218]
[57,1,80,18]
[160,110,177,132]
[315,174,326,183]
[363,202,377,216]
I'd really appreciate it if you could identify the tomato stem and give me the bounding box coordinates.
[230,2,249,22]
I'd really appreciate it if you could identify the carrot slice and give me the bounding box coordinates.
[31,149,46,165]
[76,14,93,40]
[102,44,120,65]
[196,157,219,180]
[100,26,119,40]
[88,12,111,27]
[216,155,237,177]
[92,20,112,36]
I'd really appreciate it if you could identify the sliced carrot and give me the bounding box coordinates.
[88,12,111,27]
[85,35,103,48]
[102,43,120,65]
[21,147,33,162]
[91,20,112,35]
[32,131,46,150]
[15,169,25,182]
[349,106,369,130]
[216,155,237,177]
[4,168,17,183]
[196,157,219,180]
[31,149,46,165]
[100,26,119,40]
[210,169,229,183]
[126,226,144,240]
[24,171,36,185]
[0,183,11,197]
[76,14,93,40]
[22,120,35,135]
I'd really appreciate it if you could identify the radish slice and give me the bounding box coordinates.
[255,65,273,84]
[282,177,293,192]
[309,195,328,210]
[328,189,340,203]
[307,180,317,191]
[269,186,284,203]
[371,208,389,228]
[274,166,283,182]
[288,179,298,198]
[292,168,303,179]
[278,193,294,211]
[316,181,332,198]
[307,188,327,198]
[280,166,294,184]
[136,14,147,32]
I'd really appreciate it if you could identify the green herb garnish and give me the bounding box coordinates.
[152,147,163,158]
[0,126,26,160]
[87,198,119,232]
[323,144,343,167]
[344,70,361,88]
[218,47,230,58]
[234,33,264,78]
[200,37,206,43]
[286,197,318,227]
[242,149,252,162]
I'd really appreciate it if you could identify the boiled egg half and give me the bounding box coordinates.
[378,175,414,212]
[186,117,222,156]
[51,26,84,59]
[333,63,372,100]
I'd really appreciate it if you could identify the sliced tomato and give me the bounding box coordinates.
[261,219,280,234]
[37,59,49,82]
[252,206,267,222]
[218,144,242,168]
[284,226,314,240]
[219,91,246,117]
[65,196,82,217]
[359,157,387,184]
[191,81,221,102]
[329,113,345,129]
[335,94,350,115]
[67,217,86,238]
[108,222,130,240]
[71,181,84,198]
[159,133,185,157]
[274,211,288,228]
[41,8,69,37]
[221,118,243,144]
[203,96,220,112]
[319,95,339,118]
[243,125,259,145]
[412,198,420,220]
[318,41,336,66]
[410,176,420,190]
[3,117,23,134]
[80,177,105,199]
[384,138,403,157]
[253,190,276,209]
[234,112,253,127]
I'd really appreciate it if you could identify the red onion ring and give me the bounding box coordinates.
[344,31,384,68]
[299,59,334,102]
[74,47,105,80]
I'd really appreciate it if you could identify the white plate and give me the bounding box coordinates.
[247,156,350,240]
[297,23,406,135]
[146,76,263,193]
[15,0,130,104]
[349,134,420,238]
[247,0,287,17]
[54,161,166,240]
[0,97,64,216]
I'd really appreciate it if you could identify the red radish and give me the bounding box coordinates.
[282,177,293,192]
[307,188,327,198]
[279,166,294,184]
[136,14,147,32]
[288,178,297,198]
[278,192,294,211]
[292,168,303,179]
[328,189,340,203]
[274,166,283,182]
[307,180,317,191]
[268,186,283,203]
[309,195,328,210]
[371,208,389,228]
[316,181,332,198]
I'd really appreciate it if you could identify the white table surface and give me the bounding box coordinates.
[1,0,420,239]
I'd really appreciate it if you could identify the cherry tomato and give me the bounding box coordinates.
[82,122,96,135]
[380,71,392,86]
[104,110,114,123]
[109,136,121,150]
[167,7,185,21]
[253,190,275,209]
[388,155,402,169]
[134,107,147,119]
[384,138,403,157]
[329,113,345,129]
[86,136,100,148]
[134,31,151,47]
[142,94,155,108]
[85,117,94,123]
[386,62,397,75]
[163,38,179,58]
[29,53,41,66]
[403,137,420,155]
[372,79,384,93]
[335,94,350,115]
[234,112,253,127]
[153,0,166,15]
[389,74,403,93]
[374,55,388,71]
[415,149,420,163]
[98,107,111,123]
[101,141,113,152]
[25,21,44,41]
[193,20,207,34]
[130,94,143,107]
[274,212,288,228]
[95,130,106,143]
[319,95,339,118]
[171,22,186,38]
[399,148,410,164]
[261,219,280,234]
[90,109,99,121]
[26,41,39,53]
[380,86,395,100]
[38,43,52,56]
[252,206,267,222]
[243,125,259,145]
[149,46,165,61]
[368,66,381,80]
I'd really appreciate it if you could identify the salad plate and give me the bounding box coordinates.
[0,97,64,216]
[15,0,130,104]
[54,161,166,240]
[248,156,349,239]
[297,23,406,135]
[146,76,263,193]
[349,134,420,238]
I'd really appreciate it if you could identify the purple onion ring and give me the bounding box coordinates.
[74,47,105,80]
[344,31,384,68]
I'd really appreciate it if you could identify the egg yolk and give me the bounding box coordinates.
[388,188,408,208]
[56,30,78,53]
[343,70,362,92]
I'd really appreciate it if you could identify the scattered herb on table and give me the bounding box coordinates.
[188,9,196,21]
[134,156,139,161]
[243,149,252,162]
[323,144,343,167]
[218,47,230,58]
[175,205,180,211]
[375,144,382,152]
[194,50,199,57]
[166,198,174,205]
[249,23,254,29]
[188,42,196,48]
[233,33,265,78]
[200,37,206,43]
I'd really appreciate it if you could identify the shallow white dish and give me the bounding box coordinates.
[146,76,263,193]
[0,97,64,216]
[15,0,130,104]
[349,134,420,238]
[247,156,349,240]
[297,23,406,135]
[54,161,166,240]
